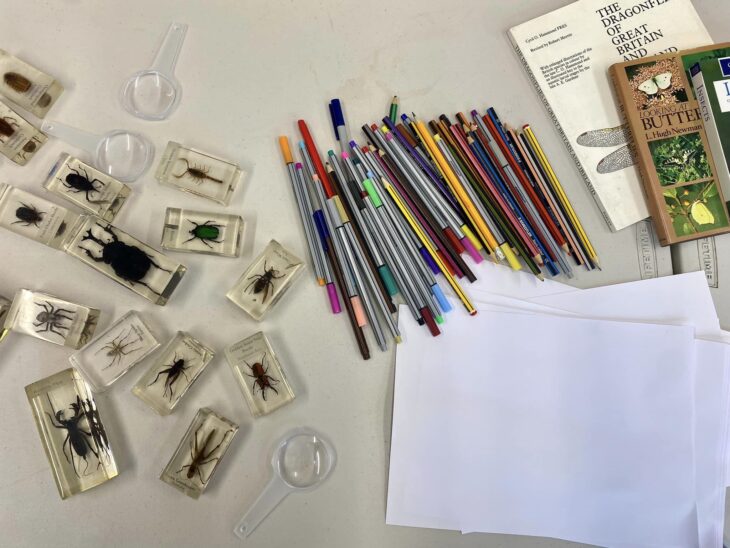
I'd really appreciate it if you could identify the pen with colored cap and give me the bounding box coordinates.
[329,99,349,156]
[327,195,398,348]
[340,169,422,324]
[369,176,452,316]
[383,180,476,317]
[362,141,478,283]
[278,136,326,286]
[360,177,443,334]
[327,154,399,307]
[300,143,362,312]
[299,142,370,359]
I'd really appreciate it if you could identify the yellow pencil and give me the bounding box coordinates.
[383,180,477,316]
[411,119,500,256]
[523,126,600,268]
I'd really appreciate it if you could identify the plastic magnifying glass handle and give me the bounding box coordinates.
[150,22,187,77]
[233,476,291,539]
[40,121,101,155]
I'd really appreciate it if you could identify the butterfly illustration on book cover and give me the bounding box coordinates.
[576,58,686,175]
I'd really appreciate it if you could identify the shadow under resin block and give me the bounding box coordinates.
[155,141,242,205]
[44,154,131,221]
[160,407,238,499]
[226,240,304,320]
[4,289,100,349]
[0,99,48,165]
[132,331,215,415]
[0,183,80,249]
[70,311,160,391]
[62,216,187,305]
[0,49,63,118]
[225,331,295,417]
[25,368,118,499]
[161,207,243,257]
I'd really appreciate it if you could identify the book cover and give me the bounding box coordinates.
[692,55,730,203]
[611,44,730,245]
[509,0,711,231]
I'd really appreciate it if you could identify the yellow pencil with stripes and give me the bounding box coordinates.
[411,119,501,256]
[383,180,477,316]
[523,125,600,268]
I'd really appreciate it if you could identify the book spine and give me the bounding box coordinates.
[508,32,618,232]
[608,64,671,246]
[692,68,730,202]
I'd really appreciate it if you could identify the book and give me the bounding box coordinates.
[691,55,730,204]
[509,0,711,231]
[610,44,730,246]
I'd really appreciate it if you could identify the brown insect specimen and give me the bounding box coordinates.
[0,116,19,142]
[3,72,32,93]
[244,261,286,304]
[3,72,52,107]
[244,353,279,401]
[176,426,233,484]
[173,158,224,185]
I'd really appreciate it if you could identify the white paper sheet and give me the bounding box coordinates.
[456,311,699,547]
[389,307,701,544]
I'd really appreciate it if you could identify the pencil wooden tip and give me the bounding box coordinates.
[561,243,570,253]
[392,96,399,104]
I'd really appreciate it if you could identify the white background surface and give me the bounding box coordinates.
[0,1,727,547]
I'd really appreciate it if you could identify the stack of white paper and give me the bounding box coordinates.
[387,269,730,547]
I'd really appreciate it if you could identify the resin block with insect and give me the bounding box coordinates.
[132,331,215,415]
[25,368,118,499]
[0,294,11,344]
[160,407,238,499]
[0,99,48,165]
[69,310,160,391]
[62,216,187,305]
[0,183,81,249]
[225,331,295,417]
[161,207,244,257]
[155,141,243,205]
[0,49,63,117]
[44,154,131,222]
[226,240,304,321]
[4,289,101,349]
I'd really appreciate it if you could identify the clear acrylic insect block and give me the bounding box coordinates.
[160,407,238,499]
[44,154,131,221]
[132,331,215,415]
[161,207,243,257]
[226,240,304,321]
[0,183,80,249]
[0,99,48,165]
[62,216,187,305]
[25,368,118,499]
[155,141,242,205]
[69,311,160,392]
[0,294,11,344]
[4,289,101,349]
[225,331,295,418]
[0,49,63,117]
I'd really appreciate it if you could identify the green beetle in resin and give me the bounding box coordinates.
[184,220,223,248]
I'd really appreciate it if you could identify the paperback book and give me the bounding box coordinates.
[691,54,730,204]
[509,0,711,231]
[610,43,730,245]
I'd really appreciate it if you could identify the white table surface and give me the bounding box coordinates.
[1,1,727,546]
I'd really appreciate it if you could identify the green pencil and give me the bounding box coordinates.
[389,96,399,123]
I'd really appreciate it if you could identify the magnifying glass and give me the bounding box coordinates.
[120,22,187,121]
[40,120,154,182]
[234,428,337,539]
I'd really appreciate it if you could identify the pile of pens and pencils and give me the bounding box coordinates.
[278,97,599,359]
